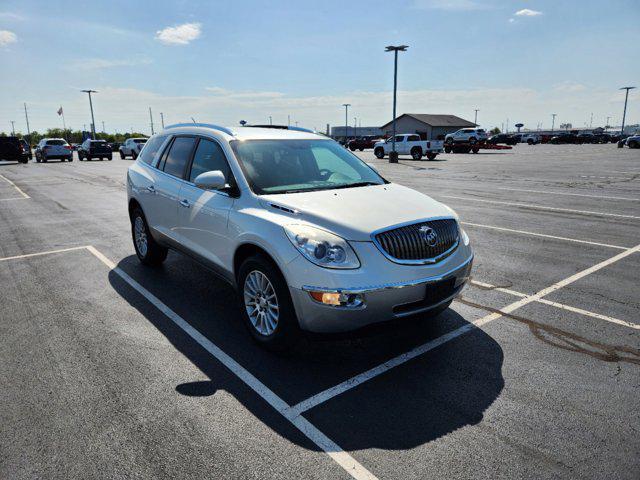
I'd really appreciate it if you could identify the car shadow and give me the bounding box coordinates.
[108,253,504,451]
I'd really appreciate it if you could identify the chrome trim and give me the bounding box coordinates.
[371,216,460,265]
[164,123,234,136]
[301,254,472,295]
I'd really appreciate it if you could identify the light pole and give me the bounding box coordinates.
[149,107,155,135]
[269,116,272,125]
[385,45,408,163]
[474,109,479,125]
[82,89,98,139]
[606,116,610,131]
[619,86,636,136]
[102,121,105,132]
[10,120,15,136]
[354,117,357,138]
[160,112,165,129]
[551,113,557,132]
[24,103,31,145]
[342,103,350,146]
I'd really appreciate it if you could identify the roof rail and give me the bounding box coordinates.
[164,123,234,136]
[244,124,316,134]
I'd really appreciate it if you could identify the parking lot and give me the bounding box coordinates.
[1,143,639,479]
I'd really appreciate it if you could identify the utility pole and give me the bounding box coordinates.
[160,112,165,129]
[287,114,290,127]
[506,118,509,133]
[10,120,15,136]
[342,104,350,146]
[81,90,98,139]
[385,45,408,163]
[620,86,636,136]
[102,121,105,132]
[149,107,155,135]
[551,113,557,132]
[606,116,610,131]
[269,115,272,125]
[589,112,593,129]
[23,103,31,144]
[354,117,357,138]
[474,109,479,125]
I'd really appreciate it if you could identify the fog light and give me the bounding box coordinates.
[308,291,364,308]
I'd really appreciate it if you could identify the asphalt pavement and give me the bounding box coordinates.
[0,143,638,479]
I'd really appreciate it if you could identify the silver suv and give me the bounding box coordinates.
[127,124,473,349]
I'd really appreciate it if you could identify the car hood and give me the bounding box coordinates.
[260,183,457,241]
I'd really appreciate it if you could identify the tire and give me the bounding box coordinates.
[349,146,356,151]
[617,141,624,148]
[132,151,138,160]
[444,137,454,145]
[68,157,73,162]
[426,153,437,161]
[527,139,533,145]
[629,141,639,149]
[237,254,300,351]
[19,158,28,164]
[359,148,364,151]
[119,150,126,159]
[411,147,423,160]
[131,207,168,267]
[43,157,48,163]
[444,145,452,153]
[374,147,385,159]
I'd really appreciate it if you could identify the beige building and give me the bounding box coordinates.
[380,113,476,140]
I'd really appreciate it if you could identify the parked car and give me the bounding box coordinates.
[78,139,112,161]
[619,134,640,149]
[486,134,518,146]
[19,139,33,159]
[520,133,540,145]
[374,134,444,160]
[120,137,147,159]
[444,128,488,145]
[35,138,73,162]
[0,136,30,163]
[576,133,596,144]
[127,123,473,349]
[347,136,383,151]
[549,133,578,144]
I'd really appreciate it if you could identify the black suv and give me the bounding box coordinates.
[0,136,30,163]
[78,139,113,161]
[347,135,383,151]
[487,134,518,146]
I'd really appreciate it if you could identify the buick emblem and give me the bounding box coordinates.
[419,226,438,247]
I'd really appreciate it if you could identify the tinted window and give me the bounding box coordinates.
[189,139,231,183]
[46,140,66,146]
[394,135,404,143]
[133,139,147,144]
[407,135,420,142]
[139,134,167,165]
[162,137,195,178]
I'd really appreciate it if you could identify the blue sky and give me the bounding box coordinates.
[1,0,639,134]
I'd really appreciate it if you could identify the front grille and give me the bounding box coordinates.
[374,219,459,263]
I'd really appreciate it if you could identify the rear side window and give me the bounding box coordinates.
[162,137,196,179]
[188,139,232,183]
[139,134,167,165]
[407,135,420,142]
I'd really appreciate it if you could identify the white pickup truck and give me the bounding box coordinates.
[373,134,444,160]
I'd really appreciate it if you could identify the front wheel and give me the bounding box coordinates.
[132,151,138,160]
[426,153,437,161]
[238,255,300,351]
[527,139,533,145]
[629,141,639,149]
[131,208,168,266]
[411,147,423,160]
[374,147,385,159]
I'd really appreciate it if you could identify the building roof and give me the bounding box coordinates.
[380,113,476,130]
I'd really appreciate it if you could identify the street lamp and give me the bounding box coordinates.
[269,115,272,125]
[551,113,557,132]
[385,45,408,163]
[342,103,350,146]
[474,109,479,125]
[81,89,98,139]
[620,86,636,136]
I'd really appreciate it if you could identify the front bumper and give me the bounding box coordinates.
[289,252,473,333]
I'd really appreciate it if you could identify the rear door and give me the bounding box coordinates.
[145,136,197,241]
[176,137,236,269]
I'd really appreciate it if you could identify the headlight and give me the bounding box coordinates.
[284,225,360,269]
[460,227,470,246]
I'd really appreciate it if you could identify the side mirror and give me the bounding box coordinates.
[194,170,227,191]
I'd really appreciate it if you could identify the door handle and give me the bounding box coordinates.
[146,185,156,193]
[180,199,191,208]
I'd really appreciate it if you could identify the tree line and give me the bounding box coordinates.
[0,128,148,145]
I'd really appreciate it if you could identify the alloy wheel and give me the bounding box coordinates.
[134,216,148,257]
[244,270,279,336]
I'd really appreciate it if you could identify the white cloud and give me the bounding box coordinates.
[206,86,284,100]
[0,30,17,47]
[411,0,488,11]
[508,18,515,23]
[553,81,587,93]
[155,22,201,45]
[515,8,542,16]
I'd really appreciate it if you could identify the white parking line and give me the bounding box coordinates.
[497,187,639,202]
[290,243,640,414]
[0,173,30,199]
[441,195,640,220]
[470,280,640,330]
[0,245,90,262]
[84,246,377,480]
[461,222,628,250]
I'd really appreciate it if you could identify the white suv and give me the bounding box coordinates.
[120,137,147,159]
[127,124,473,349]
[444,128,488,144]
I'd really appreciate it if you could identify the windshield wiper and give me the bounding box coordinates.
[331,182,380,190]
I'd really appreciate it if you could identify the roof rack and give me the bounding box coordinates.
[164,123,234,136]
[244,124,315,134]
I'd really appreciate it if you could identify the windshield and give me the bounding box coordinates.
[133,139,147,144]
[230,139,386,195]
[46,140,66,146]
